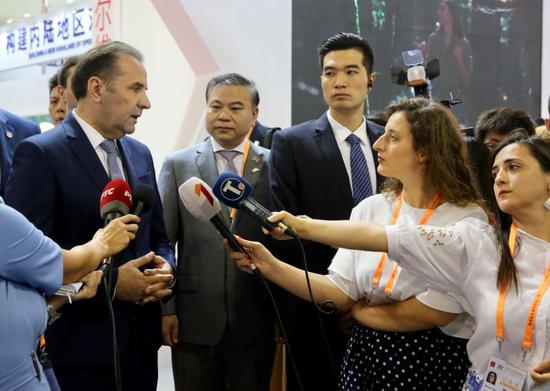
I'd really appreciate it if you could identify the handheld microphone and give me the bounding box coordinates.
[212,173,296,237]
[100,179,133,225]
[99,179,133,274]
[178,177,257,272]
[132,185,156,217]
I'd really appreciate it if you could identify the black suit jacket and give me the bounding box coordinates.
[5,112,175,371]
[269,112,384,272]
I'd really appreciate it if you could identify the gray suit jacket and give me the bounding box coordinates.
[159,139,274,347]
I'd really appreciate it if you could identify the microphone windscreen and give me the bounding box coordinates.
[178,177,222,221]
[100,179,132,219]
[132,185,156,215]
[212,173,253,209]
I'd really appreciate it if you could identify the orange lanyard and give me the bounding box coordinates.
[228,138,251,220]
[372,192,442,296]
[496,223,550,359]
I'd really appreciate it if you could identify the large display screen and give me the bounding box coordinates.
[292,0,542,127]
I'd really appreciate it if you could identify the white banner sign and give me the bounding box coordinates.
[0,7,94,72]
[93,0,121,46]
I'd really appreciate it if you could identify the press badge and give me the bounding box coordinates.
[481,356,527,391]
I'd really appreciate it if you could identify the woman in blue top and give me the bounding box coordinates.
[0,200,138,390]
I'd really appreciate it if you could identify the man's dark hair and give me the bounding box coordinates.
[475,107,535,142]
[318,32,374,74]
[48,72,60,93]
[72,41,143,101]
[205,73,259,107]
[58,55,80,89]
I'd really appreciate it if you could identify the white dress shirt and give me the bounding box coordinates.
[211,137,248,175]
[73,110,126,180]
[327,110,378,193]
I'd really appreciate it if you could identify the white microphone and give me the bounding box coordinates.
[178,177,257,272]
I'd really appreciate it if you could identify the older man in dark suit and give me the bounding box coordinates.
[0,108,40,197]
[6,41,174,391]
[269,32,384,390]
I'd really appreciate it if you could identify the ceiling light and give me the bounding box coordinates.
[6,18,14,24]
[23,13,31,18]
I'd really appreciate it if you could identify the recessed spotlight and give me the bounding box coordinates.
[23,13,31,18]
[6,18,14,24]
[66,0,75,3]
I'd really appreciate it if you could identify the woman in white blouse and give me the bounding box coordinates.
[236,133,550,390]
[234,98,489,390]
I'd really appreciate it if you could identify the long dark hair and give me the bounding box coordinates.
[436,0,466,46]
[489,133,550,292]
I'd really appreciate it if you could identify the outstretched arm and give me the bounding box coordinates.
[230,236,355,312]
[61,214,139,283]
[270,211,388,252]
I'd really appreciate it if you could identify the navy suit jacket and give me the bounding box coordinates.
[0,109,40,196]
[269,112,384,273]
[5,112,174,368]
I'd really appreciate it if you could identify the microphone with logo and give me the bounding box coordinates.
[178,177,258,273]
[212,173,297,238]
[99,179,133,278]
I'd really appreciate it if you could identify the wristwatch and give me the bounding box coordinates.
[46,304,62,326]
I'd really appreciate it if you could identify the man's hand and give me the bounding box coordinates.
[115,252,173,303]
[139,255,174,305]
[162,315,179,346]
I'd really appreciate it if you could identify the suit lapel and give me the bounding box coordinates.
[365,120,384,192]
[230,143,266,230]
[64,113,110,192]
[195,140,231,224]
[313,114,354,209]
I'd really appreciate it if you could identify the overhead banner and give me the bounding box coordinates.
[93,0,121,46]
[0,6,93,72]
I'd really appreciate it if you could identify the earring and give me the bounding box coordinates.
[544,198,550,211]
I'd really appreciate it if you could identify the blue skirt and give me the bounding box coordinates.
[338,324,470,390]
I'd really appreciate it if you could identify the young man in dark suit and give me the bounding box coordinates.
[0,108,40,197]
[269,32,384,390]
[6,42,174,391]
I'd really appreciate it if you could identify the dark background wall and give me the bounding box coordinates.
[292,0,542,127]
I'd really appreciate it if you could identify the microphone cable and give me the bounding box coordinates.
[239,251,305,391]
[101,264,123,391]
[284,230,339,383]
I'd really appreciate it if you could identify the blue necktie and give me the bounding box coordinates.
[100,140,123,179]
[346,133,373,205]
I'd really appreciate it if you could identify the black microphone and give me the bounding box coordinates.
[212,173,297,238]
[132,185,156,217]
[177,177,258,273]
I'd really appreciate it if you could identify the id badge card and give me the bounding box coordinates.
[481,356,527,391]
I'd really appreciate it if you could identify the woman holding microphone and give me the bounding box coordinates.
[0,198,139,391]
[233,132,550,390]
[235,98,488,390]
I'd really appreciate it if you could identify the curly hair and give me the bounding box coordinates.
[381,98,485,210]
